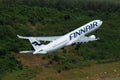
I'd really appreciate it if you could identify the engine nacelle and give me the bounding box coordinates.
[89,35,96,39]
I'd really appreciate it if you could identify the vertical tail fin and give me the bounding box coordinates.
[28,37,42,51]
[17,35,45,52]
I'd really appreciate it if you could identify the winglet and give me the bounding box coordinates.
[17,35,29,39]
[17,35,22,38]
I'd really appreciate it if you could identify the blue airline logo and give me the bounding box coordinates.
[69,22,98,40]
[32,41,42,46]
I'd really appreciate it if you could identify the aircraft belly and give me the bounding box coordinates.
[45,40,68,52]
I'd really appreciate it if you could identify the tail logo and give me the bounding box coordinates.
[32,41,42,46]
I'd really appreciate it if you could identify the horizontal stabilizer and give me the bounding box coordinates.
[19,50,34,53]
[19,50,47,54]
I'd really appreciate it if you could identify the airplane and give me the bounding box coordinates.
[17,20,103,54]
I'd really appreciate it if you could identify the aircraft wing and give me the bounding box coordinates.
[17,35,62,41]
[76,35,99,43]
[35,36,62,41]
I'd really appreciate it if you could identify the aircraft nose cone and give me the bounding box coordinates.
[96,20,103,25]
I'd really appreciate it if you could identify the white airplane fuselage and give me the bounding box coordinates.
[35,20,103,54]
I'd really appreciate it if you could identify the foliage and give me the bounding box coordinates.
[0,5,119,59]
[0,54,22,78]
[0,0,120,12]
[0,0,120,79]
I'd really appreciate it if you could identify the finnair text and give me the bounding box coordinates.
[69,22,98,40]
